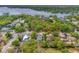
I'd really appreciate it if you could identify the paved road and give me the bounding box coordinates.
[1,33,18,53]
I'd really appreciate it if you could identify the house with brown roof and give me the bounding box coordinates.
[59,32,76,44]
[46,34,54,41]
[36,32,44,40]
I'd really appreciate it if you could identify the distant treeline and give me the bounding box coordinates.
[0,5,79,13]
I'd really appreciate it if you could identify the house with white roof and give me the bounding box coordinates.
[22,34,29,41]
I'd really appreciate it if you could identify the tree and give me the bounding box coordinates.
[20,39,37,53]
[14,23,25,32]
[3,13,9,17]
[53,37,65,49]
[41,40,49,48]
[12,39,20,47]
[61,23,74,32]
[34,24,43,32]
[5,32,12,39]
[17,14,27,19]
[61,48,69,53]
[31,31,37,39]
[56,40,65,49]
[70,32,79,39]
[18,35,22,41]
[53,31,59,37]
[43,33,47,41]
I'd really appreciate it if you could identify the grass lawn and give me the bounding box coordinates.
[68,48,79,53]
[44,48,61,53]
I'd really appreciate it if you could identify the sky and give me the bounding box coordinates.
[0,0,79,5]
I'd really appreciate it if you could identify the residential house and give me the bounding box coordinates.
[22,34,29,41]
[66,34,76,44]
[36,32,44,40]
[59,32,67,39]
[59,32,76,44]
[46,34,54,41]
[17,31,32,41]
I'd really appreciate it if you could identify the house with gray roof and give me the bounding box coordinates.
[36,33,44,40]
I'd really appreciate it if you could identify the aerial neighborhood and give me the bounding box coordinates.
[0,6,79,53]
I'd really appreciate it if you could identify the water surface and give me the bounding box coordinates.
[0,7,71,18]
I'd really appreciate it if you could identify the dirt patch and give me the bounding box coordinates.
[68,48,79,53]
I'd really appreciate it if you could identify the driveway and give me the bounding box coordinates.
[1,33,18,53]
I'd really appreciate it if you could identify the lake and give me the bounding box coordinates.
[0,7,71,18]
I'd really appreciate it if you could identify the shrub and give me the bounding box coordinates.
[53,31,59,37]
[7,47,14,53]
[31,32,37,39]
[5,32,12,39]
[53,37,65,49]
[70,32,79,39]
[18,35,22,41]
[12,39,20,47]
[61,48,69,53]
[41,40,49,48]
[14,23,25,32]
[20,39,37,53]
